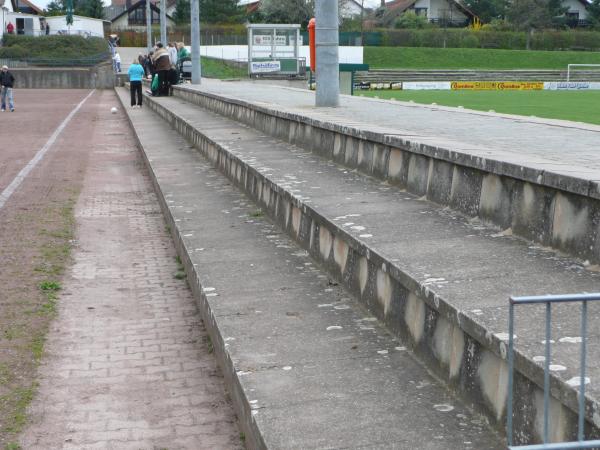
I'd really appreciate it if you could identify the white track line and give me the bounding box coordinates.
[0,89,95,211]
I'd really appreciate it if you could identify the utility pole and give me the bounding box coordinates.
[191,0,201,84]
[146,0,152,52]
[160,0,166,44]
[315,0,339,107]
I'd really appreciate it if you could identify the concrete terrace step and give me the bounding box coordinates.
[115,88,504,450]
[138,88,600,446]
[170,81,600,266]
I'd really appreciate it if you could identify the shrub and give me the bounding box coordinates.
[395,12,429,29]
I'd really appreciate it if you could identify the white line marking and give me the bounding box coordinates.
[0,89,95,211]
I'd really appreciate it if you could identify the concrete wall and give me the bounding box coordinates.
[12,63,115,89]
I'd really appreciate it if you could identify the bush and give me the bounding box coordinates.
[378,28,600,51]
[395,12,429,29]
[0,35,108,59]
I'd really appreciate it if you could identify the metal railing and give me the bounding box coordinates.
[507,293,600,450]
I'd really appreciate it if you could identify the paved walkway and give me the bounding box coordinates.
[188,79,600,183]
[20,90,241,450]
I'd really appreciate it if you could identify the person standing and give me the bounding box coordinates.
[151,43,171,96]
[128,58,145,108]
[113,51,121,73]
[168,42,178,66]
[0,66,15,112]
[6,22,14,34]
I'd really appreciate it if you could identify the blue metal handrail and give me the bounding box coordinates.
[507,293,600,450]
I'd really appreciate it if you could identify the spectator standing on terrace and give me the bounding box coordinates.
[177,42,190,62]
[128,58,145,108]
[151,43,171,96]
[113,51,121,73]
[168,42,178,66]
[1,66,15,112]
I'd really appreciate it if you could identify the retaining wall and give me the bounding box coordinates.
[142,92,600,446]
[13,63,115,89]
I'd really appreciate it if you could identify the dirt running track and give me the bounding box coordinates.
[0,89,241,449]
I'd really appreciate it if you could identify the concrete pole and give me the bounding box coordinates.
[190,0,201,84]
[315,0,339,107]
[160,0,166,45]
[146,0,152,52]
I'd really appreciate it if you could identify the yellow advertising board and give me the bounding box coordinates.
[451,81,544,91]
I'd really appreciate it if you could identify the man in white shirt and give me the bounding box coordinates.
[168,42,178,66]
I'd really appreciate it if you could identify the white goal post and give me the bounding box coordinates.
[567,64,600,82]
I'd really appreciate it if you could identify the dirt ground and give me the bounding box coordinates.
[0,89,94,447]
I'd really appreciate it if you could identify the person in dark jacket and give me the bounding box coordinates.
[151,43,171,96]
[0,66,15,112]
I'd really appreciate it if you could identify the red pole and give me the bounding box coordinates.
[308,18,316,73]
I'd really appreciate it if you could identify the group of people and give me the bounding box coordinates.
[127,42,190,108]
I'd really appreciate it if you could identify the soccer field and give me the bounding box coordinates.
[358,90,600,125]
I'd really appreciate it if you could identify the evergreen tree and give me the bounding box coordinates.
[588,0,600,28]
[200,0,242,23]
[173,0,190,25]
[173,0,241,24]
[80,0,105,19]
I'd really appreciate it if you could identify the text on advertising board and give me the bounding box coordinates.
[451,81,544,90]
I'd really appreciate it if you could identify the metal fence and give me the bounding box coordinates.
[507,293,600,450]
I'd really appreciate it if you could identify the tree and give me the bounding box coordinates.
[172,0,241,24]
[587,0,600,28]
[173,0,190,25]
[260,0,315,26]
[200,0,242,23]
[506,0,567,48]
[43,0,105,19]
[463,0,507,23]
[80,0,104,19]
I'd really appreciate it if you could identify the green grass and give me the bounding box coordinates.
[365,47,600,70]
[359,90,600,125]
[0,35,108,61]
[202,57,247,79]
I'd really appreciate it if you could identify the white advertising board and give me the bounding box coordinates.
[544,81,600,90]
[403,81,452,90]
[253,35,288,46]
[250,61,282,73]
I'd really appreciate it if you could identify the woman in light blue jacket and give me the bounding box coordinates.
[128,59,145,108]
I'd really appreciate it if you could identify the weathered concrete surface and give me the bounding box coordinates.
[12,63,114,89]
[141,91,600,445]
[170,81,600,265]
[20,90,241,449]
[116,87,504,449]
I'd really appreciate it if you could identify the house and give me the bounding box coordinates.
[562,0,590,26]
[339,0,371,18]
[45,15,108,37]
[0,0,45,35]
[378,0,476,26]
[108,0,175,30]
[15,0,42,15]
